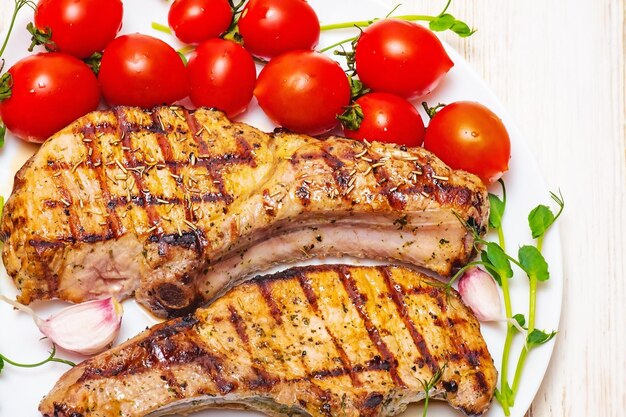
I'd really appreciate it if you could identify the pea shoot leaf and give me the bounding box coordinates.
[480,250,501,285]
[483,242,513,280]
[528,191,564,239]
[429,13,455,31]
[528,205,555,239]
[0,356,4,373]
[450,20,475,37]
[518,245,550,281]
[527,329,557,346]
[512,313,526,328]
[488,193,505,229]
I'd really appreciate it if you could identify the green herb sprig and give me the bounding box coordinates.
[319,0,475,54]
[0,344,75,373]
[419,363,447,417]
[443,181,563,415]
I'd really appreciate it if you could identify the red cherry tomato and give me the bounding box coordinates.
[187,39,256,117]
[255,51,350,135]
[98,34,189,108]
[355,19,453,99]
[423,101,511,184]
[238,0,320,59]
[343,93,425,147]
[168,0,233,44]
[34,0,123,58]
[0,53,100,143]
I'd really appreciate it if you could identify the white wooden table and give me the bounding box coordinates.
[0,0,623,416]
[396,1,625,416]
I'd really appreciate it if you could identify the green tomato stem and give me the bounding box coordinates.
[319,14,435,32]
[151,22,172,35]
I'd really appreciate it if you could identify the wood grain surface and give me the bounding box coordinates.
[394,1,626,416]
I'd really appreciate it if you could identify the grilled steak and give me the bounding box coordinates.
[1,106,489,317]
[40,265,497,417]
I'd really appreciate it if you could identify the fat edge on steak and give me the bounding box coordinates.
[40,265,497,417]
[1,107,489,317]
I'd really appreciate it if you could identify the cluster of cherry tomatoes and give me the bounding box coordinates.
[0,0,510,184]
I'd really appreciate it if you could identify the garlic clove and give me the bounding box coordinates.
[37,298,123,356]
[457,267,502,322]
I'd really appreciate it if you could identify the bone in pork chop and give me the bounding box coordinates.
[40,265,497,417]
[1,106,489,317]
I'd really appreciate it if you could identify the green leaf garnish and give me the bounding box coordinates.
[488,193,505,229]
[512,313,526,328]
[527,329,557,346]
[484,242,513,280]
[429,13,456,31]
[527,205,554,239]
[528,190,564,239]
[518,245,549,282]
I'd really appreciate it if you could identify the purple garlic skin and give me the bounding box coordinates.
[458,267,502,322]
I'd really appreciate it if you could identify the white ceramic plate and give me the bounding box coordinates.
[0,1,562,416]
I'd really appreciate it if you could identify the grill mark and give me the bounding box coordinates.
[371,159,408,211]
[73,346,406,389]
[474,370,489,394]
[160,369,184,399]
[150,110,194,233]
[434,301,487,370]
[185,109,236,242]
[49,172,83,242]
[228,306,249,344]
[320,147,348,195]
[115,108,162,235]
[378,266,439,374]
[258,280,283,325]
[252,280,331,404]
[184,110,210,156]
[337,266,406,388]
[194,114,235,207]
[194,349,238,395]
[298,273,361,387]
[227,305,281,390]
[45,155,251,172]
[227,305,279,391]
[29,239,66,251]
[152,107,206,253]
[235,133,257,168]
[80,123,123,238]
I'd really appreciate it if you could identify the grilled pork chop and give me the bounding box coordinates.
[1,106,489,317]
[40,265,497,417]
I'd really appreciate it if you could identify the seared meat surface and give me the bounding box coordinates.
[40,265,497,417]
[1,107,488,317]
